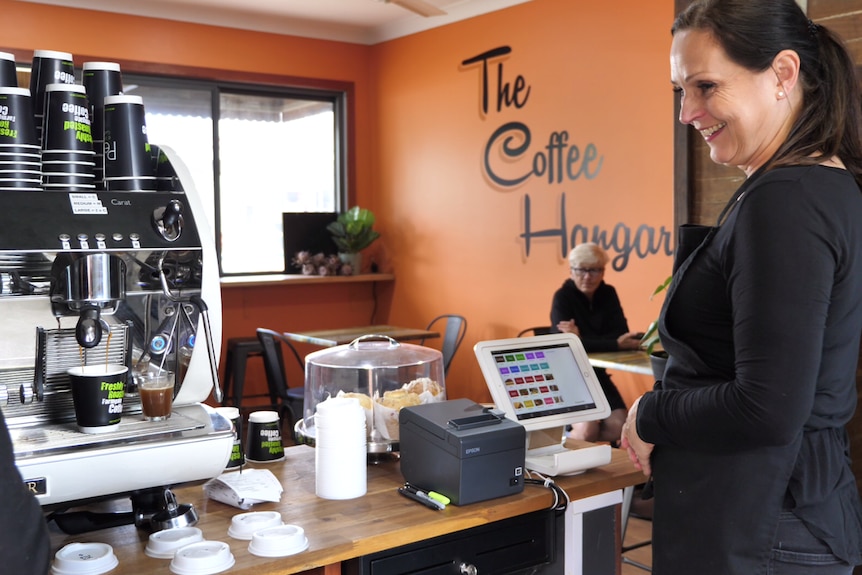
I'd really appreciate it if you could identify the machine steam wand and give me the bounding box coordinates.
[156,253,223,404]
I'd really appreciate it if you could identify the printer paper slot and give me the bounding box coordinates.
[447,413,502,430]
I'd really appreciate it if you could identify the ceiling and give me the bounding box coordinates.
[18,0,532,45]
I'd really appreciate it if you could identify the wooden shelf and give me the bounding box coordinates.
[220,272,394,288]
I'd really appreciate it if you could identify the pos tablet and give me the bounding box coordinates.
[473,333,612,475]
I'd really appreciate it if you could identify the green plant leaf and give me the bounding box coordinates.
[327,206,380,253]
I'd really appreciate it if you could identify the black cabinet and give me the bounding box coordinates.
[344,509,562,575]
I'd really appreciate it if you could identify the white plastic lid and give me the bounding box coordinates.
[82,62,121,71]
[145,527,204,559]
[169,541,234,575]
[0,87,29,96]
[103,94,143,106]
[227,510,283,540]
[248,411,279,424]
[248,524,309,557]
[51,542,118,575]
[33,49,73,60]
[45,83,85,93]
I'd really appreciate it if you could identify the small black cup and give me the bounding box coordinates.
[29,50,75,143]
[0,88,38,147]
[215,407,244,469]
[42,84,93,154]
[67,364,127,433]
[0,52,16,88]
[103,95,156,184]
[245,410,284,462]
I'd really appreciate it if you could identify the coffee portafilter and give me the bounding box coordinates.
[50,252,126,348]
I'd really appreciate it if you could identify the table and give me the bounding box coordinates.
[588,350,653,376]
[281,325,439,347]
[48,443,643,575]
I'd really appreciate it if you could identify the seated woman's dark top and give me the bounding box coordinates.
[550,279,628,411]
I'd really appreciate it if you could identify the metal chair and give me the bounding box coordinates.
[420,315,466,376]
[516,326,553,337]
[256,328,306,437]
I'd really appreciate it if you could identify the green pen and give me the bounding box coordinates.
[427,491,450,506]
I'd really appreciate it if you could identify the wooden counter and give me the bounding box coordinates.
[48,444,643,574]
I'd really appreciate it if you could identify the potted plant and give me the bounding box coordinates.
[326,206,380,272]
[641,275,672,381]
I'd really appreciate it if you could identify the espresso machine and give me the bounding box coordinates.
[0,146,233,517]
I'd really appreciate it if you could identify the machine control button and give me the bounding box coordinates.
[129,233,141,249]
[19,384,34,405]
[112,232,123,242]
[150,334,170,354]
[77,233,90,250]
[95,233,107,249]
[58,233,71,249]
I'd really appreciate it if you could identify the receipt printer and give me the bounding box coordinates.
[399,398,526,505]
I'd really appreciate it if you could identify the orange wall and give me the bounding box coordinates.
[372,0,674,402]
[2,0,673,407]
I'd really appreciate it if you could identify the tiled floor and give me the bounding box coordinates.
[622,515,653,573]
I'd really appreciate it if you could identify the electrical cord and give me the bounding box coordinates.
[524,470,569,513]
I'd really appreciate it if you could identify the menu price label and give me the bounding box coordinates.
[69,192,107,215]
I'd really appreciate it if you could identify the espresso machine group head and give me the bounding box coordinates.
[0,146,232,510]
[50,252,126,348]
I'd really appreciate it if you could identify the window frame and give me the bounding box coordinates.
[123,68,351,277]
[8,48,356,277]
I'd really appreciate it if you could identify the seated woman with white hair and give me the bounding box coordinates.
[550,242,643,443]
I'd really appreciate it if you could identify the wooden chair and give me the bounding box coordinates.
[420,315,466,376]
[256,328,307,438]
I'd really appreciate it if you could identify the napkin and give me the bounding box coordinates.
[203,468,283,510]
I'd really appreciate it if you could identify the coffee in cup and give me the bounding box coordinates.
[139,370,174,421]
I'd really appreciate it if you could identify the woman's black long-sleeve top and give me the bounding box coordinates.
[637,165,862,574]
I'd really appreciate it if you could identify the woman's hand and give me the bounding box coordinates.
[617,331,644,350]
[557,319,580,335]
[620,396,654,477]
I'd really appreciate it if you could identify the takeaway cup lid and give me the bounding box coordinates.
[227,510,283,540]
[145,527,204,559]
[248,524,309,557]
[169,540,234,575]
[51,542,118,575]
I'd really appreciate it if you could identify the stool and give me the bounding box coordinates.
[222,337,264,408]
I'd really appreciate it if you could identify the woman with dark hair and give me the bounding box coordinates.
[621,1,862,573]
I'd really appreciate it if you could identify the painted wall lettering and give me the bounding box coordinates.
[522,193,674,270]
[463,45,673,268]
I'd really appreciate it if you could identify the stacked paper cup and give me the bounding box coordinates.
[29,50,76,147]
[314,396,367,500]
[82,62,123,189]
[0,87,41,191]
[0,52,17,87]
[40,84,95,192]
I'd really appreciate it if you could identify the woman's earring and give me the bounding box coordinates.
[777,90,785,99]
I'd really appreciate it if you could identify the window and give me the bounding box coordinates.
[125,74,346,275]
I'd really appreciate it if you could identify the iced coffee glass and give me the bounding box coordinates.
[139,370,174,421]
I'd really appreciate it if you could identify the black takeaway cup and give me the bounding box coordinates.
[29,49,75,145]
[102,94,156,191]
[245,411,284,462]
[0,52,16,88]
[67,364,127,433]
[82,61,123,188]
[0,87,39,148]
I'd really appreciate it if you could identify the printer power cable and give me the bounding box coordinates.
[524,472,569,513]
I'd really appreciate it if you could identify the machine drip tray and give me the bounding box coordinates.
[10,411,205,459]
